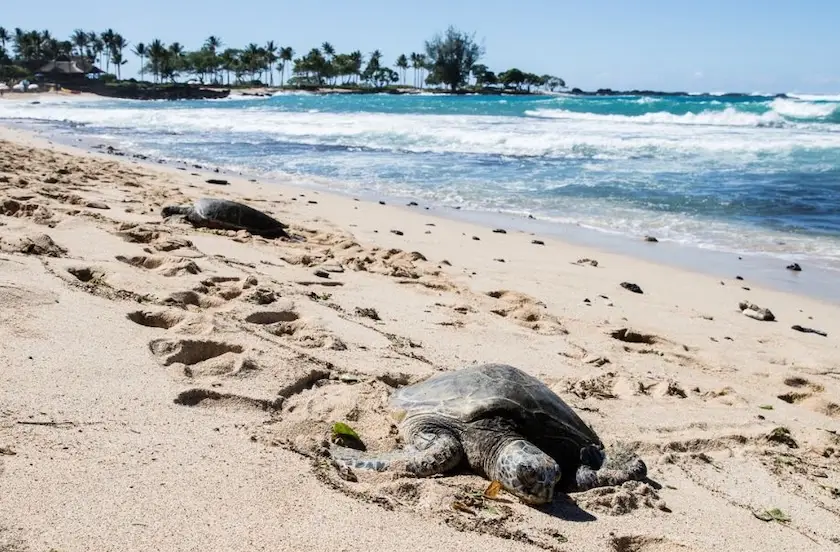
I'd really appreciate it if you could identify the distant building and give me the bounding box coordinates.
[37,55,104,86]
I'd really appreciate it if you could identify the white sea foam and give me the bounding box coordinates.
[787,93,840,102]
[3,100,840,163]
[525,106,787,127]
[769,98,838,119]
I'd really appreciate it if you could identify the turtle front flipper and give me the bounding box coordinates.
[574,444,647,491]
[330,431,464,477]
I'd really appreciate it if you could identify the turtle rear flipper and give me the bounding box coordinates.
[330,431,463,477]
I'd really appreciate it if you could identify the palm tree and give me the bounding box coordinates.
[0,27,10,72]
[264,40,277,86]
[413,53,428,89]
[70,29,88,57]
[111,33,127,78]
[147,39,166,83]
[395,54,408,85]
[278,46,293,87]
[132,42,146,81]
[100,29,115,73]
[219,48,238,85]
[204,36,222,83]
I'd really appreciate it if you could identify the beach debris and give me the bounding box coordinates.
[739,301,775,321]
[492,228,507,234]
[575,258,599,267]
[494,258,505,263]
[379,200,386,205]
[644,235,658,242]
[331,422,366,451]
[531,239,545,245]
[354,307,381,321]
[390,230,404,236]
[610,328,656,344]
[472,236,480,241]
[791,324,827,337]
[620,282,644,294]
[753,508,791,523]
[786,263,802,272]
[483,480,503,499]
[407,201,418,207]
[735,275,744,280]
[766,427,797,448]
[205,178,229,185]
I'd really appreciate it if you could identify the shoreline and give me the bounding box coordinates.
[2,123,839,551]
[10,117,836,305]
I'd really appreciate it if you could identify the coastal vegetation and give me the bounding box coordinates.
[0,25,565,94]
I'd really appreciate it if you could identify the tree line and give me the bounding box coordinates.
[0,25,565,93]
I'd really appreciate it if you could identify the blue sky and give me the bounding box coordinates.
[3,0,840,92]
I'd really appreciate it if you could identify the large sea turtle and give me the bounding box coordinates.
[330,363,647,504]
[161,198,290,239]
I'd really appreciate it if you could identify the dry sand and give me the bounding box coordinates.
[0,125,839,552]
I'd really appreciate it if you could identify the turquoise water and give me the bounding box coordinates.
[2,91,839,270]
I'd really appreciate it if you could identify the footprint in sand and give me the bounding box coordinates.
[173,388,282,412]
[0,232,67,257]
[127,309,186,329]
[116,254,201,277]
[160,277,246,310]
[610,535,694,552]
[147,337,263,380]
[485,289,567,335]
[777,376,839,418]
[244,304,348,351]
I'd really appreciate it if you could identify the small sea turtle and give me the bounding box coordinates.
[330,363,647,504]
[161,198,290,239]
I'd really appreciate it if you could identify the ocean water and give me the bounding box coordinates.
[2,91,840,275]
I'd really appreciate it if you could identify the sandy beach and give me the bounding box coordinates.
[1,123,839,552]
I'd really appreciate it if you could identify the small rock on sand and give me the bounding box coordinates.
[739,301,775,322]
[620,282,644,294]
[644,235,658,242]
[493,228,507,234]
[786,263,802,272]
[206,179,229,186]
[531,239,545,245]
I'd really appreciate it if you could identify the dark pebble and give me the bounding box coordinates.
[786,263,802,272]
[206,179,229,185]
[531,240,545,245]
[735,276,744,280]
[390,230,404,236]
[314,269,330,279]
[620,282,644,294]
[308,200,318,204]
[644,235,658,242]
[407,201,418,207]
[493,228,507,234]
[379,201,386,205]
[472,236,480,241]
[494,258,505,263]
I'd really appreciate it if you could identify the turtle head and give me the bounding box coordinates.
[494,440,560,505]
[161,204,189,218]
